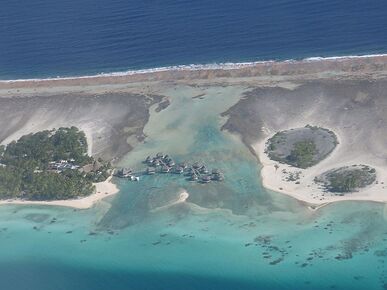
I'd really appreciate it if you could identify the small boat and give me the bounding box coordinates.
[146,167,156,175]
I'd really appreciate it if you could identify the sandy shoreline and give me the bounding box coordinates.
[254,131,387,206]
[1,54,387,209]
[1,53,387,83]
[0,176,119,209]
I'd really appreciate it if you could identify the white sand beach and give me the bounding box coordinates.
[2,55,387,208]
[0,176,119,209]
[254,130,387,206]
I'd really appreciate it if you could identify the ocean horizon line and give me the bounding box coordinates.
[1,53,387,83]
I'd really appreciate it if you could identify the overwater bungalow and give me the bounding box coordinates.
[190,174,199,181]
[145,156,151,163]
[211,168,224,181]
[212,173,224,181]
[141,153,223,184]
[174,166,184,174]
[179,162,188,169]
[192,162,201,169]
[161,165,170,173]
[115,168,133,178]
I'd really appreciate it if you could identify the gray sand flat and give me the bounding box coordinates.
[221,80,387,170]
[265,126,337,168]
[0,93,167,163]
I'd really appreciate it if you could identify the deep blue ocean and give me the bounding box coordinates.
[1,0,387,79]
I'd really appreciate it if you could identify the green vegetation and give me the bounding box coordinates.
[265,126,337,169]
[1,127,92,168]
[0,127,111,200]
[315,165,376,193]
[286,140,317,169]
[328,174,359,193]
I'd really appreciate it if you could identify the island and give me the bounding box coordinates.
[265,125,338,169]
[0,127,112,202]
[314,165,376,194]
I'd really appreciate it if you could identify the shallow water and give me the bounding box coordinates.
[1,86,387,289]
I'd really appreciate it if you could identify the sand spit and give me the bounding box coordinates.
[151,191,190,212]
[0,176,119,209]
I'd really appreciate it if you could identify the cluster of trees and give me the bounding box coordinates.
[1,127,92,169]
[325,167,376,193]
[0,127,111,200]
[286,140,317,169]
[328,173,359,193]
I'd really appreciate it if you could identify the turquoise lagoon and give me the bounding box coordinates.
[1,86,387,290]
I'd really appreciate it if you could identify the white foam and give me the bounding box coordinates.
[1,53,386,83]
